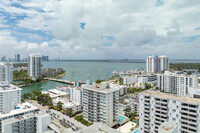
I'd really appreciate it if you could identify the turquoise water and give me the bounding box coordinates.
[134,129,139,133]
[42,61,145,82]
[118,116,126,122]
[22,81,66,95]
[22,61,145,94]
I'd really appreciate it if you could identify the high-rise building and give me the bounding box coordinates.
[69,86,83,106]
[159,56,169,72]
[146,55,169,73]
[2,111,51,133]
[0,102,50,133]
[139,90,200,133]
[42,55,49,61]
[28,53,42,78]
[0,84,21,113]
[15,54,20,62]
[1,56,6,62]
[157,71,198,96]
[0,62,13,84]
[82,82,119,127]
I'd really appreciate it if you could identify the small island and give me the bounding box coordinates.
[13,64,66,87]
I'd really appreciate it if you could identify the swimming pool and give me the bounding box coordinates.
[134,129,139,133]
[118,116,126,122]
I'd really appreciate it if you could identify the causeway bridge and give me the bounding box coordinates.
[44,78,86,86]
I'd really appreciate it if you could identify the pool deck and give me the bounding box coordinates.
[132,128,139,133]
[117,121,136,133]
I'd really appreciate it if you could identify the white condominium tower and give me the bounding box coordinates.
[69,86,83,106]
[0,62,13,84]
[146,55,169,73]
[82,82,119,127]
[139,90,200,133]
[28,53,42,78]
[157,71,198,96]
[0,84,21,113]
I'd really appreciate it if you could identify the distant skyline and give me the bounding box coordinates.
[0,0,200,59]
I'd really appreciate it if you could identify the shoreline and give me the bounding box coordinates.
[15,72,66,88]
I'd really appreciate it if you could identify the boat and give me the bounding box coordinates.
[39,87,44,89]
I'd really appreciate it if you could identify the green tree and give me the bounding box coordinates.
[119,77,123,85]
[124,107,131,117]
[96,79,105,83]
[145,83,151,89]
[56,101,63,111]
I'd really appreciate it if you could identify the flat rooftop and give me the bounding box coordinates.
[49,109,86,129]
[159,122,177,133]
[2,111,49,125]
[82,83,120,93]
[78,122,120,133]
[0,84,22,92]
[42,91,59,98]
[48,89,68,96]
[0,102,38,118]
[117,121,136,133]
[141,90,200,104]
[53,97,80,108]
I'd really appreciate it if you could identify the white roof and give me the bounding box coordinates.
[42,91,59,98]
[2,111,49,125]
[0,102,38,119]
[159,122,177,133]
[53,97,80,108]
[82,82,120,94]
[48,89,68,96]
[78,122,120,133]
[0,62,13,66]
[141,90,200,104]
[29,53,41,57]
[0,84,22,92]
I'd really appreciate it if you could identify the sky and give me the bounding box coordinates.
[0,0,200,59]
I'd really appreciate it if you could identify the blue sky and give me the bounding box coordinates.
[0,0,200,59]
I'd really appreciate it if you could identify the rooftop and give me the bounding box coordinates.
[0,102,38,118]
[48,89,68,96]
[2,111,49,125]
[159,122,177,133]
[42,89,68,98]
[53,97,80,108]
[140,90,200,104]
[78,122,120,133]
[82,82,120,93]
[49,109,86,129]
[29,53,41,57]
[0,84,22,92]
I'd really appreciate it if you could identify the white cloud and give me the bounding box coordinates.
[0,0,200,59]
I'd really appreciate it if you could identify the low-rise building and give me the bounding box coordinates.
[119,93,139,115]
[48,109,86,132]
[123,76,137,85]
[138,77,148,88]
[78,122,121,133]
[42,89,68,99]
[52,97,81,114]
